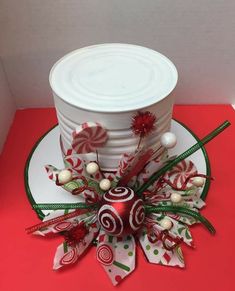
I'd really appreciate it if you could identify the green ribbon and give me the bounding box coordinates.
[33,203,98,210]
[137,120,230,195]
[145,205,215,234]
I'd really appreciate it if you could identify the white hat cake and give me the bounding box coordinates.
[49,43,178,170]
[26,43,230,286]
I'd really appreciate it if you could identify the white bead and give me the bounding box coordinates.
[86,162,99,175]
[99,179,111,191]
[170,192,182,203]
[192,177,205,187]
[160,132,177,149]
[58,169,72,184]
[160,218,173,230]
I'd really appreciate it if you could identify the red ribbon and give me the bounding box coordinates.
[146,224,182,250]
[26,209,90,234]
[119,149,154,186]
[160,173,213,191]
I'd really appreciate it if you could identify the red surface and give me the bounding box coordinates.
[0,105,234,291]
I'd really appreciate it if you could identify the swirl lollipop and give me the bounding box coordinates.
[72,122,108,154]
[97,244,114,265]
[59,248,78,266]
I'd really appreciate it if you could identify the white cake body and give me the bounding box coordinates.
[50,44,178,171]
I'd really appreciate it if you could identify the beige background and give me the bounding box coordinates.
[0,0,235,150]
[0,58,15,151]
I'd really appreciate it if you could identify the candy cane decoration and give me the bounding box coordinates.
[64,155,84,175]
[72,122,108,154]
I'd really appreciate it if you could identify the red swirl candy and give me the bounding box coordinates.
[97,187,145,236]
[59,248,78,266]
[97,244,114,265]
[72,122,108,154]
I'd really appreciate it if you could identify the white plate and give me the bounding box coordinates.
[25,119,210,219]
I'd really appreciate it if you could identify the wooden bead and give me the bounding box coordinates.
[58,169,72,184]
[192,177,205,187]
[99,179,111,191]
[160,218,173,230]
[86,162,99,175]
[170,192,182,203]
[160,132,177,149]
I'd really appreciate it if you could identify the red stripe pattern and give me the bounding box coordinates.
[72,122,108,154]
[164,160,197,188]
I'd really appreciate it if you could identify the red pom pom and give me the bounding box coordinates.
[64,222,88,246]
[131,111,156,137]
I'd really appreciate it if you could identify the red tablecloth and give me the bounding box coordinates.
[0,105,234,291]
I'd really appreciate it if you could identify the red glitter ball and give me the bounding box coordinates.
[97,187,145,236]
[64,222,88,246]
[115,275,122,283]
[131,111,156,137]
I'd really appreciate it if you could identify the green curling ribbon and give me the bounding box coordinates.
[136,120,231,196]
[145,205,215,234]
[33,203,98,210]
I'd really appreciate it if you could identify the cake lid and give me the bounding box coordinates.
[49,43,178,113]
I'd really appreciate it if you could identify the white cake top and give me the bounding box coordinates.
[50,43,178,113]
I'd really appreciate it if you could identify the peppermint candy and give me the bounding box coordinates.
[165,160,197,188]
[72,122,108,154]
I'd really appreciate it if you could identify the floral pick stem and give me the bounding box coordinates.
[137,135,143,150]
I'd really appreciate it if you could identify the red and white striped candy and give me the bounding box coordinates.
[64,155,84,176]
[45,165,59,181]
[72,122,108,154]
[97,243,114,266]
[164,160,197,188]
[59,248,78,266]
